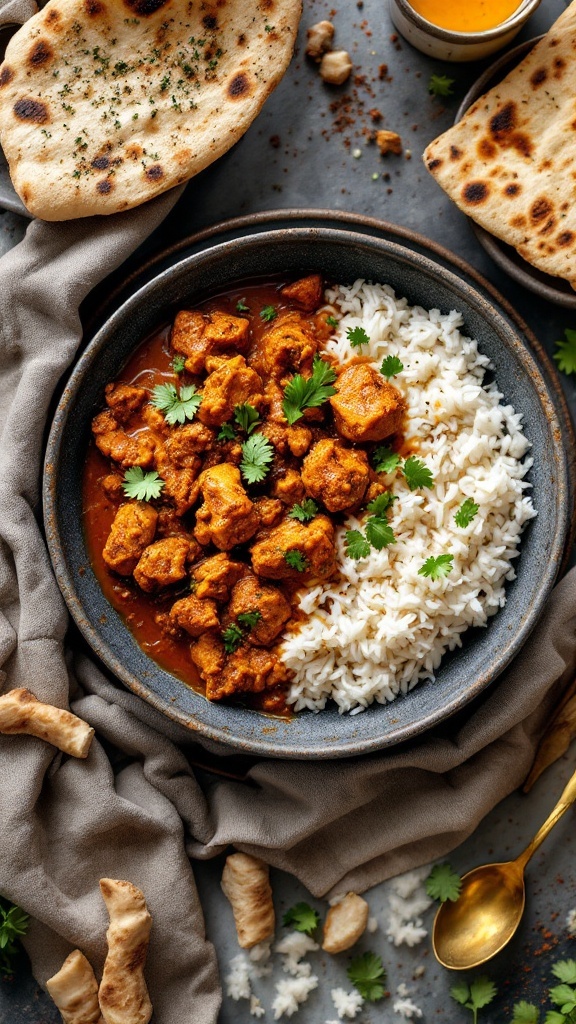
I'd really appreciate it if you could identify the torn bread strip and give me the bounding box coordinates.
[0,688,94,757]
[98,878,152,1024]
[221,852,275,949]
[46,949,103,1024]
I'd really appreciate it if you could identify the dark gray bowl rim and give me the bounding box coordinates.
[44,218,573,758]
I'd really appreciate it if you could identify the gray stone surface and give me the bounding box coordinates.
[1,0,575,1020]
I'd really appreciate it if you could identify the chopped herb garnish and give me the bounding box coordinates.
[425,862,462,903]
[240,433,274,485]
[0,900,29,976]
[554,328,576,376]
[234,403,260,435]
[151,382,202,425]
[550,985,576,1013]
[419,554,454,580]
[326,315,339,328]
[450,977,497,1023]
[402,456,434,491]
[222,624,245,654]
[552,963,576,986]
[282,902,320,936]
[365,517,395,550]
[454,498,479,529]
[218,422,236,441]
[347,952,387,1002]
[237,610,262,631]
[366,492,398,517]
[373,445,402,475]
[511,1003,540,1024]
[172,354,186,374]
[346,325,370,349]
[260,304,277,323]
[345,529,371,560]
[429,73,455,98]
[282,355,337,425]
[380,355,404,379]
[122,467,164,502]
[283,549,309,572]
[236,299,249,313]
[288,498,319,523]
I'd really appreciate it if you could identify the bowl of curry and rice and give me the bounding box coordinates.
[43,221,572,757]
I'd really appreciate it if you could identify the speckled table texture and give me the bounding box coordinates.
[1,0,575,1021]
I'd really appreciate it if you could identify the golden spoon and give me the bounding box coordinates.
[432,765,576,969]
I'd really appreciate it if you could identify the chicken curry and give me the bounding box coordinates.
[82,275,405,713]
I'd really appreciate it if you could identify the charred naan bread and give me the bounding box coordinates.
[424,2,576,289]
[0,0,301,221]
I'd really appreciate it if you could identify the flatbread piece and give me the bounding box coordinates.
[424,1,576,289]
[0,0,301,220]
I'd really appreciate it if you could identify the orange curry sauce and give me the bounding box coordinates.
[82,277,409,715]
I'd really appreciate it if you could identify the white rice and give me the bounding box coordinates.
[330,987,365,1019]
[566,907,576,935]
[281,279,536,713]
[272,975,319,1019]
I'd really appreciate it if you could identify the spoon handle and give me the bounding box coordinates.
[516,765,576,870]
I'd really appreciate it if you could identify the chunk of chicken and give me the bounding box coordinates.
[102,502,158,575]
[253,498,284,529]
[301,439,370,512]
[375,129,402,156]
[192,553,246,602]
[322,893,369,954]
[190,633,226,692]
[330,363,405,442]
[171,310,250,374]
[101,473,124,502]
[159,422,214,468]
[104,383,147,424]
[157,465,200,516]
[92,411,156,469]
[198,355,264,428]
[194,464,259,550]
[319,49,353,85]
[208,645,292,701]
[271,468,306,506]
[280,274,324,313]
[156,507,201,550]
[261,313,317,380]
[305,21,334,61]
[227,576,291,646]
[169,594,219,637]
[251,515,336,581]
[133,537,190,592]
[262,421,312,458]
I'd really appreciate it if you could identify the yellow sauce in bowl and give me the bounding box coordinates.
[409,0,522,32]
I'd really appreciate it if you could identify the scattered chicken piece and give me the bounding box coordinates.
[221,853,275,948]
[171,309,250,374]
[301,439,370,512]
[133,537,190,593]
[322,893,370,954]
[46,949,102,1024]
[99,879,152,1024]
[305,20,334,61]
[330,363,405,443]
[319,50,353,86]
[280,274,324,313]
[198,355,264,428]
[104,383,147,425]
[376,129,403,156]
[251,515,337,581]
[0,688,94,758]
[169,594,220,637]
[227,576,291,646]
[195,464,259,550]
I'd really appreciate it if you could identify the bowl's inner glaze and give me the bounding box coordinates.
[44,229,568,758]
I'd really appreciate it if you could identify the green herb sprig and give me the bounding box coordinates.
[222,610,262,653]
[380,355,404,379]
[283,550,309,572]
[282,355,337,425]
[260,304,277,323]
[346,325,370,349]
[425,862,462,903]
[122,467,165,502]
[454,498,479,529]
[0,900,29,976]
[151,382,202,425]
[282,902,320,936]
[554,329,576,375]
[240,434,274,485]
[347,951,387,1002]
[429,73,455,97]
[450,976,497,1024]
[419,554,454,580]
[372,448,434,491]
[288,499,319,523]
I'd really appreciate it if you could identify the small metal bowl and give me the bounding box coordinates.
[389,0,542,62]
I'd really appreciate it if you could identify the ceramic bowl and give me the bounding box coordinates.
[388,0,542,61]
[44,224,572,759]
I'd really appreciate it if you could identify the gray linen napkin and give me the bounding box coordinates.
[1,3,576,1023]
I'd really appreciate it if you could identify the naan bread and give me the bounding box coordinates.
[0,0,301,220]
[424,1,576,289]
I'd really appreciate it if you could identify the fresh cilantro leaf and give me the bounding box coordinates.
[511,1002,540,1024]
[419,554,454,580]
[122,467,165,502]
[450,977,497,1021]
[429,73,455,97]
[549,985,576,1010]
[282,903,320,936]
[380,355,404,379]
[553,329,576,376]
[234,403,261,434]
[236,299,249,312]
[347,951,386,1002]
[0,901,29,976]
[346,325,370,349]
[366,492,397,517]
[260,304,277,323]
[450,981,472,1007]
[288,499,319,523]
[283,549,309,572]
[454,498,480,529]
[365,517,395,550]
[282,355,337,425]
[326,315,339,328]
[426,863,462,903]
[402,456,434,490]
[237,610,262,631]
[373,445,402,475]
[345,529,371,560]
[240,433,274,485]
[151,382,202,425]
[172,354,186,374]
[544,1013,567,1024]
[218,422,236,441]
[222,624,245,654]
[552,962,576,986]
